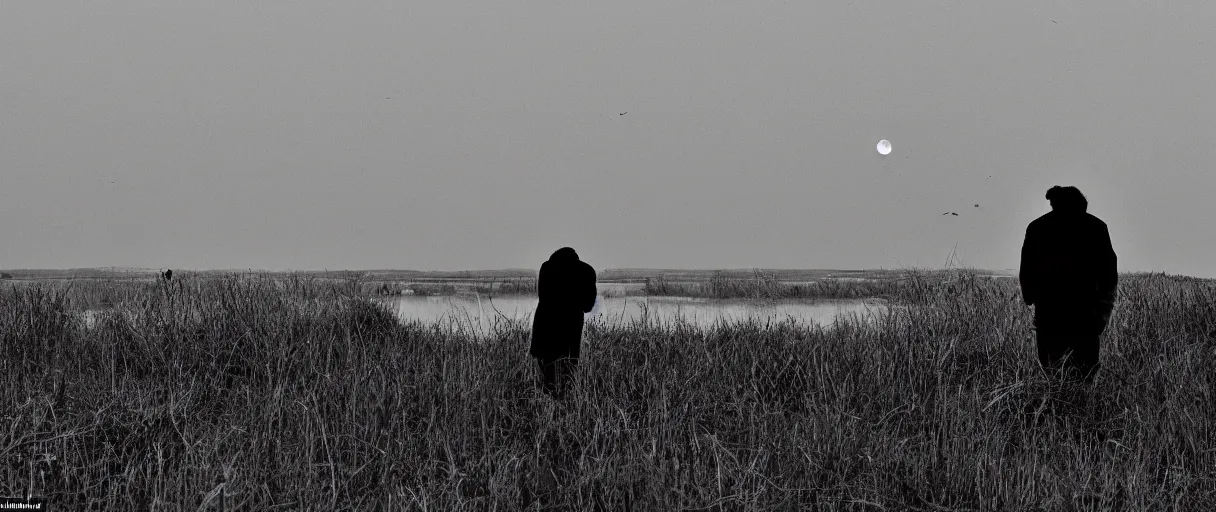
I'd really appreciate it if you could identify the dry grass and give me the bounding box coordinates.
[1,271,1214,510]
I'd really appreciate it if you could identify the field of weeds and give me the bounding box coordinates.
[1,271,1214,510]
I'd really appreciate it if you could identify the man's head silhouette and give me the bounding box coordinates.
[550,247,579,261]
[1046,186,1087,212]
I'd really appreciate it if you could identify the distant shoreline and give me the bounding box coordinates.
[0,267,1019,281]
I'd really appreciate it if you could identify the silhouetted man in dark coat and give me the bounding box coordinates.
[1019,186,1118,384]
[529,247,597,398]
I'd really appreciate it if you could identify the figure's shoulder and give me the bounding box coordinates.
[1026,213,1052,231]
[1084,213,1109,229]
[579,261,596,275]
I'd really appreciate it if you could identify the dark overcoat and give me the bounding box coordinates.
[1019,210,1118,334]
[529,254,597,360]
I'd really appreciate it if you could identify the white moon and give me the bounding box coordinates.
[877,139,892,156]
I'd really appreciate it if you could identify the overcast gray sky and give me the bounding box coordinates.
[2,2,1213,276]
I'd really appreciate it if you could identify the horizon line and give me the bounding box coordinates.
[1,266,1016,273]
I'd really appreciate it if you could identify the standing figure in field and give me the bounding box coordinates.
[1019,186,1118,384]
[529,247,597,399]
[163,269,173,281]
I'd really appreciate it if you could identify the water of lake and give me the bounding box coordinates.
[386,295,888,330]
[73,296,891,332]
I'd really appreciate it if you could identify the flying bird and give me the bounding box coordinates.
[942,212,958,216]
[974,204,979,207]
[619,112,627,116]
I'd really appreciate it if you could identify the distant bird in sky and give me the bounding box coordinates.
[619,112,627,116]
[943,212,958,216]
[974,204,979,207]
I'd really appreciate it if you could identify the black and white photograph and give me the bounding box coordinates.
[2,1,1214,510]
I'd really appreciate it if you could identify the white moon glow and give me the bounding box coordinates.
[877,139,892,156]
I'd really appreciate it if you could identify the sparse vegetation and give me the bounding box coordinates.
[476,277,539,296]
[644,269,916,301]
[1,271,1214,509]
